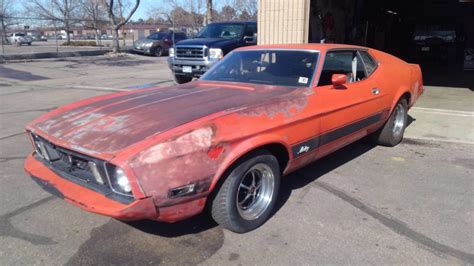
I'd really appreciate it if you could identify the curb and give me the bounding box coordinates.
[0,49,133,62]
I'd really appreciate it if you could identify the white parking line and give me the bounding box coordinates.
[405,136,474,145]
[411,107,474,117]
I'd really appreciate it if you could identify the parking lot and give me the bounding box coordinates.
[0,55,473,264]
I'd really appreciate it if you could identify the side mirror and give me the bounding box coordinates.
[331,74,347,88]
[243,35,256,43]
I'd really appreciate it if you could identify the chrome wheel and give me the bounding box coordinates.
[236,163,275,220]
[392,103,406,136]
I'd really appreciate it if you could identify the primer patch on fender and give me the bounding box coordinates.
[137,127,214,165]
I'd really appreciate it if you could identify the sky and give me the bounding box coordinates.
[131,0,160,20]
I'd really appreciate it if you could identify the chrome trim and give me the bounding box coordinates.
[89,161,105,185]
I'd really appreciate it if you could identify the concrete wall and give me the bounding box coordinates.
[258,0,310,45]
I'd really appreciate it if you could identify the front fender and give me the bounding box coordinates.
[209,133,291,191]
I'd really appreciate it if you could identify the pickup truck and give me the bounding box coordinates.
[168,21,257,84]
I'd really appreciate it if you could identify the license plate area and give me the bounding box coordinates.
[182,66,192,73]
[421,46,430,51]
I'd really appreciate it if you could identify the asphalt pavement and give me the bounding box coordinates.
[0,55,473,265]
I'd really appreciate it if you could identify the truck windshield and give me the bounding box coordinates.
[197,24,244,39]
[201,50,319,87]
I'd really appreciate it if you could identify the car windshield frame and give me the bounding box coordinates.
[196,23,245,39]
[201,49,320,88]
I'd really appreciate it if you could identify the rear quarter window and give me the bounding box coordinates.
[359,51,378,76]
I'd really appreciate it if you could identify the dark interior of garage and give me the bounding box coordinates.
[308,0,474,89]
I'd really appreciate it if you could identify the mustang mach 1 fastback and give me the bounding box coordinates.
[24,44,423,233]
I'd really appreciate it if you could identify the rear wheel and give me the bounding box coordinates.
[211,151,280,233]
[154,46,163,57]
[373,98,408,146]
[174,74,193,84]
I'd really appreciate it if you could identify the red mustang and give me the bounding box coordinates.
[24,44,423,233]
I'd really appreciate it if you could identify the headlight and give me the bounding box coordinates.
[107,165,132,195]
[144,42,153,47]
[169,47,175,57]
[209,48,223,60]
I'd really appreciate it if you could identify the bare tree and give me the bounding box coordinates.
[80,0,107,44]
[234,0,257,20]
[1,0,18,44]
[29,0,80,43]
[104,0,139,53]
[217,5,237,21]
[205,0,212,25]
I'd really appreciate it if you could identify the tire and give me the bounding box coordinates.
[211,150,281,233]
[174,74,193,84]
[154,46,163,57]
[373,98,408,146]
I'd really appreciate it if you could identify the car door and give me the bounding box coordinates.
[313,49,385,157]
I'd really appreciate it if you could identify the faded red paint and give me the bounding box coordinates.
[24,44,423,223]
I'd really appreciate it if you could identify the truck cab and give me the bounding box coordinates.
[168,21,257,84]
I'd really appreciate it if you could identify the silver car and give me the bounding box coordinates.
[8,33,32,46]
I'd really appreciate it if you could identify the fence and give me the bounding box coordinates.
[0,16,142,58]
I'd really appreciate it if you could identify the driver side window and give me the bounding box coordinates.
[318,51,367,86]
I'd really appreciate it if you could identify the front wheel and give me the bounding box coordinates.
[372,98,408,146]
[174,74,193,84]
[211,151,280,233]
[153,46,163,57]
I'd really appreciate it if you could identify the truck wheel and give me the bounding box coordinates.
[373,98,408,146]
[211,150,280,233]
[174,75,193,84]
[154,46,163,57]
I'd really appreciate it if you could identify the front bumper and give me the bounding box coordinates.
[167,57,218,77]
[24,153,208,222]
[133,47,152,55]
[24,153,157,221]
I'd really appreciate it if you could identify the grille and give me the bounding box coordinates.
[31,133,104,185]
[29,132,135,204]
[176,46,206,60]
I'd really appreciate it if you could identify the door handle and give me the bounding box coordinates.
[372,88,380,95]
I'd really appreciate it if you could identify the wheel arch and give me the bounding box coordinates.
[391,89,411,112]
[209,137,291,193]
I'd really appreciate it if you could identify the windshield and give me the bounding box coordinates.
[16,33,26,37]
[197,24,244,39]
[201,50,319,87]
[147,32,166,40]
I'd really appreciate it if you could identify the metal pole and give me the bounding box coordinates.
[53,20,59,54]
[1,15,5,55]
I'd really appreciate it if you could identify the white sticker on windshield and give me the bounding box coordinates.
[298,77,309,84]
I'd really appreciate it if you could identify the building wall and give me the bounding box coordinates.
[258,0,310,45]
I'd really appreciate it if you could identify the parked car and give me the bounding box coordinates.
[30,34,47,42]
[7,32,32,46]
[133,31,187,57]
[412,24,457,61]
[168,21,257,84]
[24,44,423,233]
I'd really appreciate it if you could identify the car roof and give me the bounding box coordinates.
[210,21,256,25]
[236,43,369,52]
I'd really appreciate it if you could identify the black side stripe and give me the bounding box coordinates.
[291,111,384,158]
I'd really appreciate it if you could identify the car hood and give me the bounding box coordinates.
[176,37,239,47]
[135,38,156,46]
[30,81,294,156]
